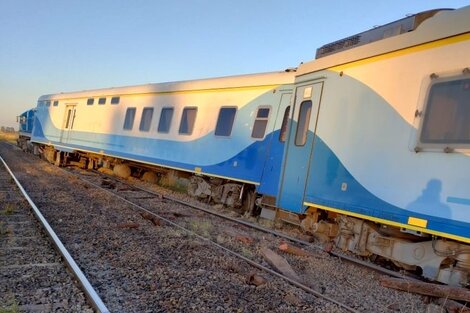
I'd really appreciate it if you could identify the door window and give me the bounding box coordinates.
[295,100,312,146]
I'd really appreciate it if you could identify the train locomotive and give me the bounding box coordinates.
[25,6,470,286]
[17,108,36,151]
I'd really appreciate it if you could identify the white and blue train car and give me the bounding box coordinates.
[28,5,470,286]
[276,7,470,285]
[31,72,294,208]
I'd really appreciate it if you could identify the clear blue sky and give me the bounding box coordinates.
[1,0,469,128]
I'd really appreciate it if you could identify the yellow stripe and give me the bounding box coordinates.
[408,217,428,228]
[304,201,470,244]
[34,140,260,185]
[330,32,470,71]
[48,84,284,102]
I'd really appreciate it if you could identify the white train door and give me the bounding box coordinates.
[278,82,323,212]
[60,104,76,143]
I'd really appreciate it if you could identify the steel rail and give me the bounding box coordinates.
[74,173,360,313]
[90,169,414,281]
[0,156,110,313]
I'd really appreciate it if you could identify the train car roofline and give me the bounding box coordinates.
[38,71,295,101]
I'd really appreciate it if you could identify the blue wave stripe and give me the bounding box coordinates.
[306,136,470,239]
[32,115,283,188]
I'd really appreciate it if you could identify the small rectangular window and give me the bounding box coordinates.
[179,107,197,135]
[420,76,470,146]
[295,100,312,146]
[215,107,237,137]
[53,100,59,107]
[123,107,136,130]
[251,107,271,139]
[158,107,174,133]
[111,97,120,105]
[46,101,51,107]
[87,98,94,105]
[139,107,154,132]
[98,98,106,105]
[279,106,291,142]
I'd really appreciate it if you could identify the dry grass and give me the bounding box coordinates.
[1,203,15,215]
[189,219,213,238]
[0,131,18,144]
[0,298,19,313]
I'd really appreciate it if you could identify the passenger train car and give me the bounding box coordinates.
[31,72,295,208]
[280,7,470,286]
[28,6,470,286]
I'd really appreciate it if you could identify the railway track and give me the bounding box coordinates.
[61,168,427,312]
[0,155,108,313]
[83,167,415,281]
[68,168,360,313]
[0,142,430,312]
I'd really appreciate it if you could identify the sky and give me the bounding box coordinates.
[1,0,469,128]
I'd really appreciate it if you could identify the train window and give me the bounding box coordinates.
[46,101,51,107]
[139,107,154,132]
[111,97,120,105]
[87,98,94,105]
[420,76,470,146]
[158,107,174,133]
[98,98,106,105]
[215,107,237,137]
[279,106,290,142]
[251,107,271,139]
[295,100,312,146]
[53,100,59,107]
[123,107,136,130]
[179,107,197,135]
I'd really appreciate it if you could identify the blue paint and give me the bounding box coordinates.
[447,197,470,206]
[257,129,284,196]
[302,136,470,239]
[19,109,35,134]
[32,116,280,185]
[277,83,323,212]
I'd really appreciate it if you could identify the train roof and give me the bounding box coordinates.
[297,5,470,77]
[38,70,296,101]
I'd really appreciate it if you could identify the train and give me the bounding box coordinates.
[17,108,35,151]
[19,6,470,286]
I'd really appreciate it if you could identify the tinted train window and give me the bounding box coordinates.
[98,98,106,105]
[87,98,94,105]
[111,97,120,105]
[420,76,470,145]
[139,107,154,132]
[158,107,174,133]
[123,107,136,130]
[295,100,312,146]
[53,101,59,107]
[179,107,197,135]
[251,107,270,139]
[46,101,51,107]
[279,106,290,142]
[215,107,236,137]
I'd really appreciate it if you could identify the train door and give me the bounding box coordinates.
[257,92,292,196]
[277,82,323,213]
[60,104,76,143]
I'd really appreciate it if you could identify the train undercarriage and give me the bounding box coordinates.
[298,207,470,287]
[32,143,470,287]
